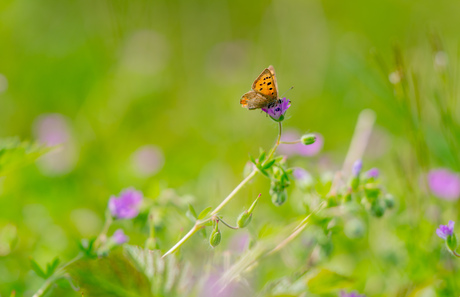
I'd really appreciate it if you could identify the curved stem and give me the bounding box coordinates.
[217,216,239,230]
[452,249,460,258]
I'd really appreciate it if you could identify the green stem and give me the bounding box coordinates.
[162,122,283,257]
[280,140,300,144]
[162,225,202,258]
[217,216,239,230]
[94,208,113,249]
[32,255,82,297]
[452,249,460,258]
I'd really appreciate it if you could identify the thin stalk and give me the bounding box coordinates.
[32,255,82,297]
[266,201,326,256]
[162,122,283,257]
[280,140,300,144]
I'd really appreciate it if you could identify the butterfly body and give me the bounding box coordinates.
[240,66,279,110]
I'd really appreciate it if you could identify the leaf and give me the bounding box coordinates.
[123,245,191,296]
[78,238,97,258]
[69,249,152,297]
[198,207,212,220]
[249,154,257,165]
[30,258,47,279]
[186,204,198,222]
[0,137,49,177]
[262,159,276,170]
[307,269,353,294]
[46,257,60,277]
[258,149,266,163]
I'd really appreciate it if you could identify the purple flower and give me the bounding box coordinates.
[436,220,455,240]
[428,169,460,201]
[293,167,313,189]
[111,229,129,245]
[278,130,324,157]
[131,145,165,177]
[352,160,362,176]
[109,188,143,219]
[366,168,379,179]
[293,167,310,180]
[340,290,366,297]
[261,97,291,121]
[34,113,70,146]
[33,113,78,176]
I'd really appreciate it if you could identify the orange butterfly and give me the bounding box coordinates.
[240,65,279,110]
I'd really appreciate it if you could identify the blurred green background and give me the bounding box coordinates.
[1,0,460,295]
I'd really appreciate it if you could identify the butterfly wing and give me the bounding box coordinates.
[240,91,272,110]
[268,65,278,95]
[240,66,279,110]
[251,67,278,102]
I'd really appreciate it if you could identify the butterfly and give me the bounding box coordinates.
[240,65,280,110]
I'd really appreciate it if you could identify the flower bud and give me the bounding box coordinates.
[370,201,385,217]
[301,134,316,145]
[209,224,221,248]
[447,234,458,252]
[271,189,287,206]
[237,211,252,228]
[344,218,366,239]
[384,193,395,209]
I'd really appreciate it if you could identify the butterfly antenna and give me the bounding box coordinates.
[280,86,294,98]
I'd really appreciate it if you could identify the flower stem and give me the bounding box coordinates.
[280,140,301,144]
[266,121,282,162]
[266,201,326,256]
[217,216,239,230]
[452,249,460,258]
[162,225,203,258]
[32,255,82,297]
[162,122,283,257]
[94,208,113,249]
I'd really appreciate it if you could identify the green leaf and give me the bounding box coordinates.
[186,204,198,222]
[307,269,353,294]
[258,149,266,163]
[262,159,276,170]
[30,258,47,279]
[0,137,49,177]
[78,238,97,258]
[249,154,257,165]
[70,248,152,297]
[198,206,212,220]
[46,257,60,277]
[188,204,197,218]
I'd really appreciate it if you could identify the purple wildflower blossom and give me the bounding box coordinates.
[340,290,366,297]
[428,169,460,201]
[261,97,291,121]
[366,168,379,179]
[131,145,165,177]
[436,220,455,240]
[112,229,129,245]
[352,160,362,176]
[108,188,143,219]
[293,167,310,180]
